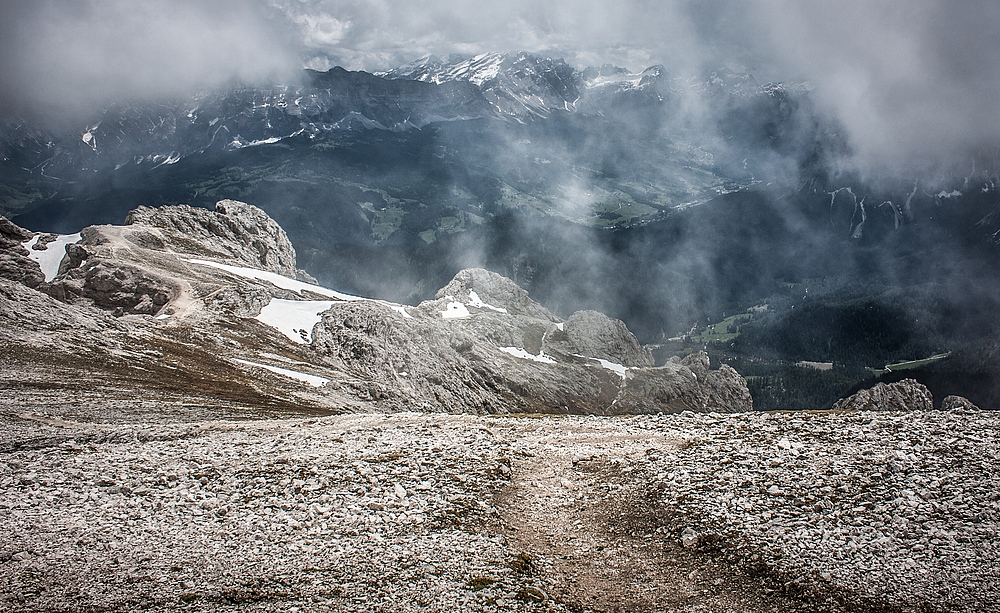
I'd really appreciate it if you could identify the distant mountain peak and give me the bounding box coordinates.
[380,52,581,120]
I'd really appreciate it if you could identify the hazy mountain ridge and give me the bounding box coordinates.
[0,52,813,186]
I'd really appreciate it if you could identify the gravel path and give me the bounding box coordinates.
[1,408,997,612]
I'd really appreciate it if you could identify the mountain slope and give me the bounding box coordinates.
[1,200,751,416]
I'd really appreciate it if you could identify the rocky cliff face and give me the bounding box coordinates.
[0,216,43,288]
[0,201,752,415]
[123,200,309,280]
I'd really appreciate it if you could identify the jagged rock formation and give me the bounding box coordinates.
[124,200,308,279]
[380,52,580,120]
[1,201,752,416]
[834,379,935,412]
[620,352,753,415]
[434,268,556,322]
[0,216,43,288]
[549,310,654,368]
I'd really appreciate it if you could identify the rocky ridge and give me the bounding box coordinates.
[0,200,751,416]
[123,200,313,281]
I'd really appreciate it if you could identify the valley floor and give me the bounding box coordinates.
[0,405,997,613]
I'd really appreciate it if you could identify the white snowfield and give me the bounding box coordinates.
[573,354,629,378]
[468,290,508,313]
[255,299,336,344]
[184,259,412,343]
[441,301,472,319]
[23,233,82,282]
[593,358,628,379]
[232,358,329,387]
[184,259,365,302]
[499,347,557,364]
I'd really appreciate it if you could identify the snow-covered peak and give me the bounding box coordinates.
[381,52,581,120]
[582,64,665,92]
[383,52,510,88]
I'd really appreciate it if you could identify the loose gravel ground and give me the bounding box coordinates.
[1,408,997,612]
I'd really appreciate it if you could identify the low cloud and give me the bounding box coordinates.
[0,0,301,124]
[753,0,1000,177]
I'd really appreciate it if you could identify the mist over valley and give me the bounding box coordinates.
[4,48,1000,410]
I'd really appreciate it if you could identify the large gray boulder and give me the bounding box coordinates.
[834,379,934,412]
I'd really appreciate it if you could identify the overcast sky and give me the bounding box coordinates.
[2,0,998,174]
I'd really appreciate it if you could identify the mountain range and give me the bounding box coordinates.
[2,52,999,410]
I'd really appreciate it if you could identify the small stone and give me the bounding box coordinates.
[394,484,407,499]
[681,527,699,549]
[419,563,438,576]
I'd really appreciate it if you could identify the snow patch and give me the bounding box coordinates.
[936,190,962,199]
[441,302,471,319]
[23,233,82,282]
[184,259,363,301]
[248,136,283,146]
[499,347,557,364]
[594,358,628,379]
[255,299,335,344]
[185,259,412,322]
[575,354,628,378]
[468,290,507,313]
[233,358,329,387]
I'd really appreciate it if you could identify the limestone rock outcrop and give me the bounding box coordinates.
[834,379,934,412]
[0,216,43,288]
[941,395,980,411]
[548,310,654,368]
[124,200,310,280]
[312,267,753,414]
[38,200,315,317]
